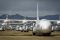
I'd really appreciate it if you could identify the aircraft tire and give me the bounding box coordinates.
[26,31,29,32]
[33,32,36,35]
[24,30,28,32]
[47,33,51,36]
[43,33,51,36]
[21,30,23,32]
[24,31,26,32]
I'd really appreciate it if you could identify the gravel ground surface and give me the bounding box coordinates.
[0,31,60,40]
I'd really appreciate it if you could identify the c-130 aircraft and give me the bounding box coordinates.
[32,2,52,35]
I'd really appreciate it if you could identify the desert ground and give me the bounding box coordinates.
[0,30,60,40]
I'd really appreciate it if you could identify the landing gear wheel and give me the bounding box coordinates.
[47,33,51,36]
[24,31,29,32]
[43,33,51,36]
[24,31,26,32]
[33,33,36,35]
[21,30,23,32]
[26,31,29,32]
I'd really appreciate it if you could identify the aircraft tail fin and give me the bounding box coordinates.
[37,2,39,21]
[6,14,8,20]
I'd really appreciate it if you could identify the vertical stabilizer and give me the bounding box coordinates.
[6,14,8,20]
[37,2,39,21]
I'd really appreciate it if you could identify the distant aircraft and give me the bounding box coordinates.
[20,17,29,32]
[32,2,52,35]
[2,14,8,25]
[22,17,27,23]
[0,14,9,31]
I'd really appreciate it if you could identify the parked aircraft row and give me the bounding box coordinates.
[0,2,60,36]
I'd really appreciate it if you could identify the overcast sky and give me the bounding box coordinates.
[0,0,60,17]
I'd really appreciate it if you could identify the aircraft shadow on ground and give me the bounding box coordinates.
[13,34,60,37]
[0,34,60,37]
[20,33,60,37]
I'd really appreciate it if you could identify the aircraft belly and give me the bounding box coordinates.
[33,26,52,34]
[35,28,51,34]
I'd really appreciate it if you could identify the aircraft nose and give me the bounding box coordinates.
[41,26,52,33]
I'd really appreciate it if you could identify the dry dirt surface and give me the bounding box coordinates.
[0,30,60,40]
